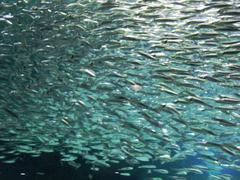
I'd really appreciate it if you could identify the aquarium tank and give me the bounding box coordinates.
[0,0,240,179]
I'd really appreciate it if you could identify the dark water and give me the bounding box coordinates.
[1,152,240,179]
[0,153,206,180]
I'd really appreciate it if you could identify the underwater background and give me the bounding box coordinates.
[0,0,240,179]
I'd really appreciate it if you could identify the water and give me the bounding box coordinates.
[0,153,209,179]
[0,0,240,179]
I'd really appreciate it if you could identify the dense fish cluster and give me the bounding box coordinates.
[0,0,240,179]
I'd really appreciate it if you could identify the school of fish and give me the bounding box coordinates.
[0,0,240,179]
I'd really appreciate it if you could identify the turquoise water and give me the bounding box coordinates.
[0,0,240,179]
